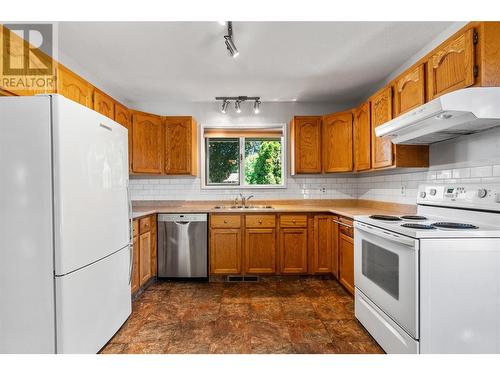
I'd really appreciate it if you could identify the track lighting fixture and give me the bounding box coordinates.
[224,21,239,58]
[221,100,229,114]
[235,100,242,113]
[253,100,261,114]
[215,96,262,115]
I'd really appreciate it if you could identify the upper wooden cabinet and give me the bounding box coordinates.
[322,111,353,173]
[57,65,94,108]
[353,102,371,171]
[394,64,426,116]
[290,116,322,174]
[114,103,132,171]
[426,29,475,101]
[131,111,164,174]
[93,89,115,119]
[370,86,394,169]
[164,116,198,176]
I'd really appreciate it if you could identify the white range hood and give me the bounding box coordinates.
[375,87,500,144]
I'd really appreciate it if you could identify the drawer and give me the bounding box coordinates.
[139,216,152,234]
[279,214,308,227]
[245,214,276,228]
[133,220,139,237]
[211,214,241,228]
[339,218,354,237]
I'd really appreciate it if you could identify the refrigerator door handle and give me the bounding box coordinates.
[127,183,133,285]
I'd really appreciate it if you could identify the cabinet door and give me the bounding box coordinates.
[56,65,93,108]
[339,233,354,295]
[150,216,157,277]
[313,216,332,273]
[164,116,197,175]
[114,103,132,172]
[131,235,139,294]
[394,64,426,117]
[244,228,276,274]
[322,111,353,172]
[353,102,371,171]
[93,89,115,119]
[279,228,308,274]
[427,29,475,100]
[371,86,393,169]
[331,219,339,279]
[291,116,322,174]
[139,231,151,286]
[210,229,242,274]
[132,112,163,174]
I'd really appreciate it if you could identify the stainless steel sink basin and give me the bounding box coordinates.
[213,205,274,210]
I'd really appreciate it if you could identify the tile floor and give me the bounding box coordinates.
[100,277,384,354]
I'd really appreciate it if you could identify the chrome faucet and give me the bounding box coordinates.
[239,193,254,206]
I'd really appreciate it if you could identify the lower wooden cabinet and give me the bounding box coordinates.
[331,218,339,279]
[312,215,333,274]
[131,235,140,294]
[210,228,242,274]
[279,228,308,274]
[244,228,276,274]
[131,214,157,294]
[339,231,355,295]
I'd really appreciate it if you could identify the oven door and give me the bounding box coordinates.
[354,221,419,339]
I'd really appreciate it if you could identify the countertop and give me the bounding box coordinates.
[132,199,416,220]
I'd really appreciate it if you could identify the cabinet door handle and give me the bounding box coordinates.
[332,219,353,228]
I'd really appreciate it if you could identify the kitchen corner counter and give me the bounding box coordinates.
[131,199,416,220]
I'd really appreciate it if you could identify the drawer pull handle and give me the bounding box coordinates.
[258,220,262,224]
[293,220,296,223]
[224,220,228,224]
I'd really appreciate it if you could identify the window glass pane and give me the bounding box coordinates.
[244,138,282,185]
[207,138,240,185]
[362,240,399,300]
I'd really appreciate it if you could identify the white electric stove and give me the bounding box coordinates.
[353,183,500,354]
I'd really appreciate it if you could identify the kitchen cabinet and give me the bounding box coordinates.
[394,64,426,116]
[56,64,94,108]
[150,215,157,277]
[244,227,276,274]
[131,111,164,174]
[210,229,242,274]
[139,231,151,286]
[338,218,354,295]
[331,216,339,278]
[322,111,353,173]
[278,214,309,274]
[93,89,115,119]
[426,29,475,101]
[312,215,333,274]
[131,223,139,294]
[114,102,133,172]
[290,116,322,174]
[164,116,198,176]
[370,86,394,169]
[353,102,371,171]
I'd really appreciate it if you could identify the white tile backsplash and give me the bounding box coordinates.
[130,159,500,205]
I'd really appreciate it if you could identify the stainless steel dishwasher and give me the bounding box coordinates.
[157,213,208,278]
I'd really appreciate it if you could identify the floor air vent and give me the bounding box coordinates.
[226,275,259,282]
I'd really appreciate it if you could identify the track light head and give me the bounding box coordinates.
[235,100,242,113]
[253,100,261,114]
[221,100,229,114]
[224,21,239,58]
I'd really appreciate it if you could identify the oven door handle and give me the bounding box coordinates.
[355,222,416,247]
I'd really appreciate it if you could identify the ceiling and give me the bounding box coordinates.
[58,22,453,105]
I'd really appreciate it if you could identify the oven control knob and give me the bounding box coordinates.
[419,191,426,198]
[429,188,437,196]
[477,188,488,198]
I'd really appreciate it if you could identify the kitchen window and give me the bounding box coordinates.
[202,125,286,188]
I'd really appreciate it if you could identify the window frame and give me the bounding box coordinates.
[201,123,287,190]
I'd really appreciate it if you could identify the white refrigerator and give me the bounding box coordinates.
[0,95,132,353]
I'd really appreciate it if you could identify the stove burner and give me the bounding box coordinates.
[401,223,436,229]
[431,222,479,230]
[369,215,402,221]
[401,215,428,221]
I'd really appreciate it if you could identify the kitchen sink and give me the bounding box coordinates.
[213,205,274,210]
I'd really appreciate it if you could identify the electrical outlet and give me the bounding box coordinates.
[400,186,406,196]
[320,187,327,193]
